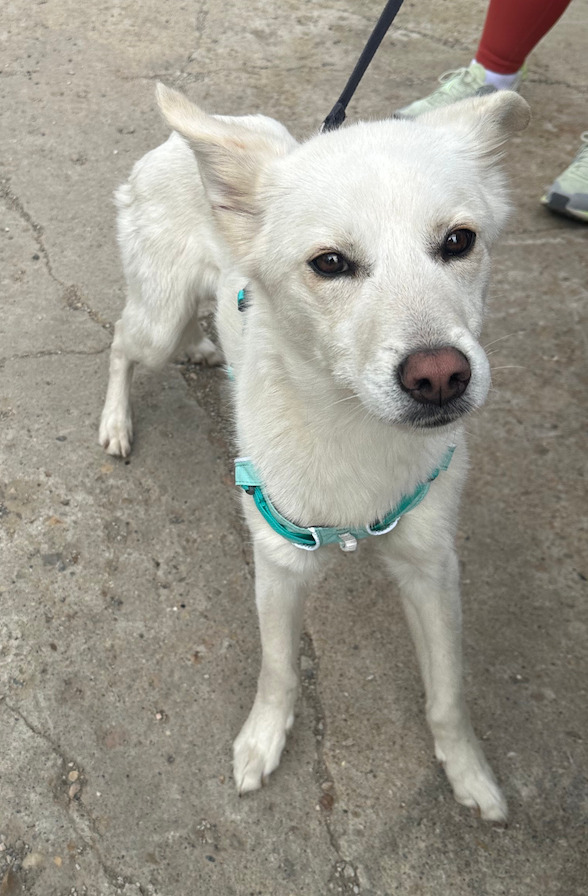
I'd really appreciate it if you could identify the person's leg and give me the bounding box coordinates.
[476,0,587,224]
[476,0,574,75]
[396,0,574,118]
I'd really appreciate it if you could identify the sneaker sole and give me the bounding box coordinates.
[394,85,497,119]
[542,192,588,222]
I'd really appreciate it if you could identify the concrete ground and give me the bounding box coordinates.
[1,0,587,893]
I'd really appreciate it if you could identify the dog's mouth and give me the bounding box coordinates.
[358,390,478,430]
[397,396,475,429]
[355,382,480,429]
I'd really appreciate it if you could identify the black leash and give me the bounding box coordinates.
[321,0,406,132]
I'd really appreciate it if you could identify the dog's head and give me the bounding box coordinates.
[158,84,529,430]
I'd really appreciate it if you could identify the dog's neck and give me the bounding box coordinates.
[232,287,460,529]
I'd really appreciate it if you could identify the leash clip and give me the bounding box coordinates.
[321,102,346,133]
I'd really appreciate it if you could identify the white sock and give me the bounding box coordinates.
[472,58,522,89]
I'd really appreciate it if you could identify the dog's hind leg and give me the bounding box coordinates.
[382,527,508,822]
[99,271,218,456]
[181,315,223,367]
[99,318,136,457]
[233,540,317,794]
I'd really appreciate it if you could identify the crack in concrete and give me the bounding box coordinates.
[62,283,113,330]
[0,346,109,368]
[2,699,80,769]
[526,74,588,90]
[391,26,472,55]
[0,180,113,332]
[187,0,209,62]
[1,178,58,284]
[61,809,152,896]
[60,787,153,896]
[2,701,152,895]
[116,64,337,85]
[80,842,150,896]
[503,232,588,246]
[300,632,362,895]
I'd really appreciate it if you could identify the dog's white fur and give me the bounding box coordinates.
[100,84,530,822]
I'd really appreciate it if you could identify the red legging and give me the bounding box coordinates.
[476,0,574,73]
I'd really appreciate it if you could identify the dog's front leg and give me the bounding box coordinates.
[381,525,508,822]
[99,319,135,457]
[233,538,317,794]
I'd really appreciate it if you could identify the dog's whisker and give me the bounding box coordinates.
[326,393,360,409]
[490,365,528,372]
[483,332,521,350]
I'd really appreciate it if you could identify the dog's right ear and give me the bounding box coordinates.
[156,83,295,256]
[420,90,531,159]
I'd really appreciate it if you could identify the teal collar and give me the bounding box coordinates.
[233,287,455,551]
[235,446,455,552]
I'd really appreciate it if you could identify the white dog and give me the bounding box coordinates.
[100,84,529,822]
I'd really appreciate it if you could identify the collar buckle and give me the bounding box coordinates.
[338,532,358,552]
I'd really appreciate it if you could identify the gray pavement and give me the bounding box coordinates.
[1,1,587,894]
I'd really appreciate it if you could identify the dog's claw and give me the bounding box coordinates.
[99,417,133,458]
[435,736,508,822]
[233,700,293,794]
[451,770,508,823]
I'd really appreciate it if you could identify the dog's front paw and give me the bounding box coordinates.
[233,700,295,794]
[436,739,508,823]
[184,336,224,367]
[99,409,133,458]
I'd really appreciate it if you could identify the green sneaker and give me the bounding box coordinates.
[395,61,522,119]
[542,133,588,222]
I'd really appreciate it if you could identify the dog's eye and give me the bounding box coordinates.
[309,252,354,277]
[442,228,476,259]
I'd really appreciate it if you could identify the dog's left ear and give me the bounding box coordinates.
[156,83,297,255]
[421,90,531,158]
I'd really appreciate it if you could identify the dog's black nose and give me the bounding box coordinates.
[398,347,471,406]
